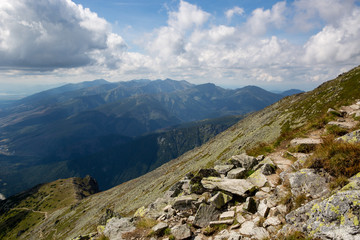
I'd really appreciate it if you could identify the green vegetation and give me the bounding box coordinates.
[309,138,360,178]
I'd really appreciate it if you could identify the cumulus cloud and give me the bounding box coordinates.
[246,1,287,35]
[1,0,360,91]
[225,6,244,20]
[0,0,126,69]
[293,0,356,31]
[303,8,360,64]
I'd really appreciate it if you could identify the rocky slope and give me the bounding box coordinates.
[1,65,360,239]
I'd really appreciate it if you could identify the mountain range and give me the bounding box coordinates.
[0,79,288,197]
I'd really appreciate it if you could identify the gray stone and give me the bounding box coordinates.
[201,177,257,197]
[231,153,258,170]
[172,195,197,211]
[257,200,270,217]
[209,219,234,226]
[243,197,257,214]
[336,129,360,143]
[209,192,233,209]
[219,210,235,220]
[284,183,360,240]
[171,224,192,240]
[103,217,135,240]
[328,121,357,129]
[288,168,331,198]
[327,108,343,116]
[252,227,270,240]
[214,164,234,174]
[262,163,277,175]
[290,138,323,152]
[227,168,247,179]
[263,216,281,227]
[236,214,246,225]
[152,222,169,235]
[239,221,255,236]
[193,203,220,228]
[0,193,5,201]
[247,169,268,188]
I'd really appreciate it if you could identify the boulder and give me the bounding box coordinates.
[201,177,257,197]
[171,224,192,239]
[193,203,220,228]
[230,153,258,170]
[190,169,220,194]
[214,164,234,174]
[172,195,197,211]
[336,129,360,143]
[99,208,122,225]
[290,138,323,152]
[209,192,233,209]
[227,168,247,179]
[284,182,360,240]
[209,219,234,226]
[262,164,277,175]
[103,217,135,240]
[328,121,358,129]
[288,168,331,198]
[243,197,257,214]
[152,222,169,235]
[257,200,270,218]
[219,210,235,220]
[263,216,281,227]
[327,108,343,116]
[247,169,268,188]
[166,181,184,198]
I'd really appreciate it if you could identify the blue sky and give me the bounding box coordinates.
[0,0,360,91]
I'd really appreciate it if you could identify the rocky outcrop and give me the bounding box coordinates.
[103,217,135,240]
[337,129,360,143]
[288,169,331,198]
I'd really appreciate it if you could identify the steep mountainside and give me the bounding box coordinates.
[1,66,358,239]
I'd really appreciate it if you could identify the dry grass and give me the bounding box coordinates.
[309,137,360,178]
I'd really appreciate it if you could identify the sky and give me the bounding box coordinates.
[0,0,360,92]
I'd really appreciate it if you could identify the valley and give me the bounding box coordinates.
[0,79,284,197]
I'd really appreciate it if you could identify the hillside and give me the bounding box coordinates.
[1,66,358,239]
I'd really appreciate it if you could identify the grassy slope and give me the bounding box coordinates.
[2,66,360,239]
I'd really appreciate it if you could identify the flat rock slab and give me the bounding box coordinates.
[209,219,234,226]
[201,177,256,196]
[328,121,358,129]
[219,211,235,220]
[290,138,323,146]
[214,164,234,174]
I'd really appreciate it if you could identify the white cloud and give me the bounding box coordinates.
[225,6,244,20]
[168,0,210,32]
[0,0,126,69]
[303,8,360,64]
[246,1,287,35]
[293,0,356,31]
